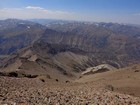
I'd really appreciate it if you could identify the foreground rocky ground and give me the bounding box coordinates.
[0,76,140,105]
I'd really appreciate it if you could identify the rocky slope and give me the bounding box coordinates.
[76,64,140,97]
[0,76,140,105]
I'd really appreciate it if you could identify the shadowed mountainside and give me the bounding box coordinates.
[0,19,46,55]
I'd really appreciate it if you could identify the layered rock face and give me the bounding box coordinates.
[34,25,140,68]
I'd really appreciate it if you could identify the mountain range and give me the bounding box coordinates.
[0,19,140,81]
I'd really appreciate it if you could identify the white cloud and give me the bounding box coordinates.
[1,6,140,24]
[25,6,44,10]
[0,6,76,20]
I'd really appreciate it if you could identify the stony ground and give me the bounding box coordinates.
[0,76,140,105]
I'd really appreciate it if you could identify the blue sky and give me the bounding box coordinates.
[0,0,140,24]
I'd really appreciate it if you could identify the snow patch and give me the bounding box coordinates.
[27,26,30,29]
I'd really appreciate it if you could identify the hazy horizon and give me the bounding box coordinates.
[0,0,140,24]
